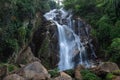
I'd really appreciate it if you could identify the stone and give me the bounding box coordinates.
[98,62,119,73]
[3,74,25,80]
[112,76,120,80]
[32,73,48,80]
[54,72,72,80]
[74,65,84,80]
[91,62,120,76]
[24,61,48,74]
[17,61,50,80]
[16,47,40,65]
[23,70,49,80]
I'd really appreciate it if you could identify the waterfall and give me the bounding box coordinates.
[44,9,96,71]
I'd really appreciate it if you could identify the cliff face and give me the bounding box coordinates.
[31,12,99,69]
[31,16,59,69]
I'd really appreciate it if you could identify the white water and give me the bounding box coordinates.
[44,9,93,71]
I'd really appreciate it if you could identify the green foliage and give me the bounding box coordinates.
[7,64,18,72]
[91,29,97,37]
[110,20,120,39]
[96,15,112,48]
[63,0,96,15]
[110,38,120,50]
[81,70,101,80]
[48,0,57,9]
[109,38,120,63]
[5,39,18,51]
[17,26,26,46]
[106,73,115,80]
[65,69,74,77]
[48,68,59,78]
[0,0,53,62]
[0,63,18,72]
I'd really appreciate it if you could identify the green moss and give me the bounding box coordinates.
[106,73,115,80]
[112,70,120,75]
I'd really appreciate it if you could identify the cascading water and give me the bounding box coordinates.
[44,8,96,71]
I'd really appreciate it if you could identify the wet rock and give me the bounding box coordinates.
[54,72,72,80]
[3,74,25,80]
[74,65,84,80]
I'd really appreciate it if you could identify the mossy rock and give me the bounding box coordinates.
[106,73,116,80]
[112,70,120,75]
[0,63,18,72]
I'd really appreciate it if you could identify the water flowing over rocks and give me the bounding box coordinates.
[44,8,97,71]
[1,8,120,80]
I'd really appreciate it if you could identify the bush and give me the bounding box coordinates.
[109,38,120,64]
[81,70,101,80]
[0,63,18,72]
[48,68,59,78]
[110,20,120,39]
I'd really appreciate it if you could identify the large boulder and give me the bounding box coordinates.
[98,62,119,73]
[54,72,72,80]
[24,61,48,74]
[17,61,50,80]
[92,62,120,76]
[3,74,25,80]
[15,47,40,65]
[23,70,49,80]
